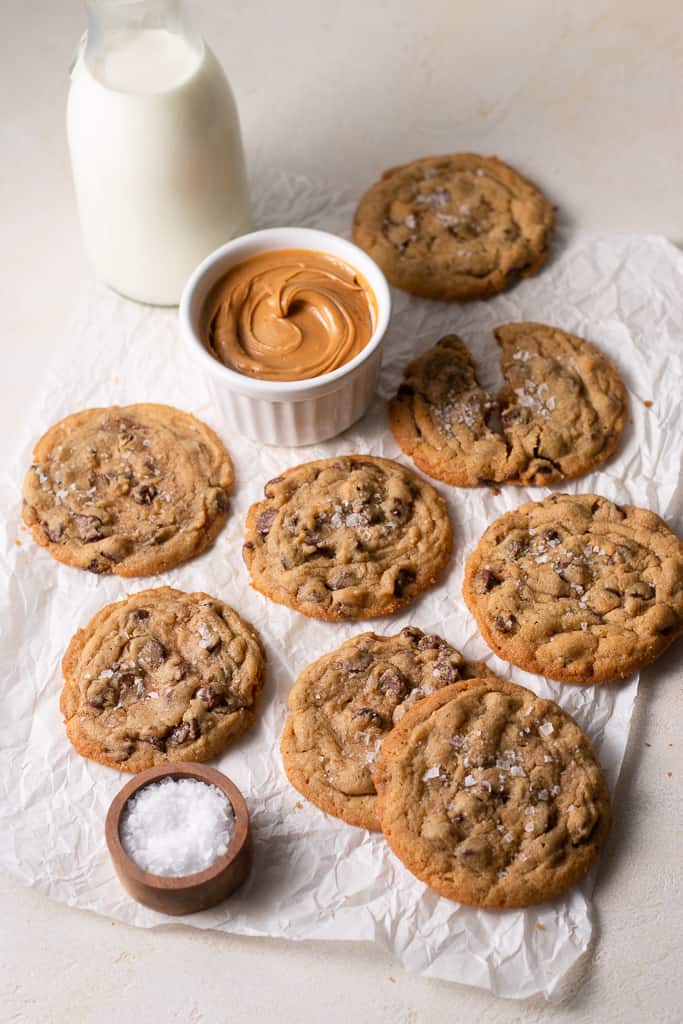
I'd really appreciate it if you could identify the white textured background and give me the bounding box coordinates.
[1,1,681,1021]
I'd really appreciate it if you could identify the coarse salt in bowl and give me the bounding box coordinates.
[179,227,392,446]
[105,764,251,915]
[120,776,235,878]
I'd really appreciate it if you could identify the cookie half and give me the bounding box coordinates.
[280,628,491,830]
[353,153,554,301]
[375,678,611,908]
[463,494,683,683]
[22,404,233,576]
[389,324,628,486]
[243,455,453,621]
[61,587,266,772]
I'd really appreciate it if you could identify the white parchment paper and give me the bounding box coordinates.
[1,173,682,1000]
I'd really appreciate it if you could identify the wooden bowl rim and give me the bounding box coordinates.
[105,762,250,892]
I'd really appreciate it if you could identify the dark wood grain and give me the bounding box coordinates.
[105,762,252,915]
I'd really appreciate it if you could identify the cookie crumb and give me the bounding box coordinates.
[295,801,303,809]
[644,741,652,747]
[535,922,545,930]
[15,539,21,546]
[666,771,672,778]
[490,487,501,497]
[388,977,396,983]
[643,400,653,408]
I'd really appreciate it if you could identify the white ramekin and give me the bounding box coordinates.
[179,227,392,446]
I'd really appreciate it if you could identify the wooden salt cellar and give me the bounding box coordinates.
[105,762,251,916]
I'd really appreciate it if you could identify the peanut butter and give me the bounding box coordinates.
[204,249,376,382]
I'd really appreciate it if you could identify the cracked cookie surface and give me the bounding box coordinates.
[352,153,554,301]
[463,494,683,683]
[375,678,611,908]
[22,404,233,577]
[389,325,628,487]
[61,587,266,772]
[243,455,453,621]
[280,628,491,830]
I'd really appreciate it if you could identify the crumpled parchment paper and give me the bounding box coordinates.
[1,172,682,1000]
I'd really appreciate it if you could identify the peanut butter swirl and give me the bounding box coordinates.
[204,249,376,382]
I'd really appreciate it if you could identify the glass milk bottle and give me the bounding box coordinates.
[67,0,251,305]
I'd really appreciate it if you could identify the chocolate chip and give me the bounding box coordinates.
[394,568,416,596]
[47,524,64,543]
[543,529,560,542]
[335,650,373,673]
[132,484,157,505]
[243,541,255,551]
[473,569,498,594]
[353,707,383,726]
[494,614,516,633]
[434,659,461,684]
[327,571,355,591]
[116,673,136,700]
[137,639,166,670]
[73,514,104,542]
[87,557,110,574]
[133,609,150,621]
[508,539,526,558]
[397,383,415,398]
[401,626,424,643]
[257,508,277,535]
[215,489,230,513]
[166,718,200,746]
[196,686,225,710]
[166,722,190,745]
[264,475,284,497]
[378,669,409,698]
[417,634,446,650]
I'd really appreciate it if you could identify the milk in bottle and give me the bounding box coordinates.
[67,0,251,305]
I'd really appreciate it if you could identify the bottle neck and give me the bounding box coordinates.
[82,0,203,93]
[85,0,194,39]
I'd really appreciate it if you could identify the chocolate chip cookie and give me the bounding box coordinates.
[389,324,628,487]
[352,153,554,301]
[280,628,491,830]
[375,678,611,908]
[22,404,233,577]
[243,456,453,621]
[463,494,683,683]
[61,587,266,772]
